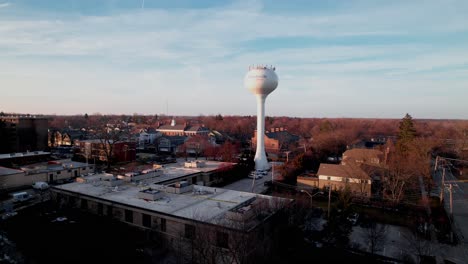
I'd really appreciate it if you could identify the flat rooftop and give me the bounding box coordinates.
[0,166,23,176]
[0,151,50,160]
[54,181,288,230]
[117,159,235,185]
[20,159,91,173]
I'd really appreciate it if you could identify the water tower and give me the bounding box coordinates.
[244,65,278,171]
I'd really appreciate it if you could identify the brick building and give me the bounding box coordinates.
[0,116,48,154]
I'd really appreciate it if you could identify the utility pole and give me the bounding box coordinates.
[449,183,453,217]
[328,185,332,219]
[440,168,446,204]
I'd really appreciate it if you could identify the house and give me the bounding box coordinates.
[157,119,209,137]
[341,148,385,166]
[251,127,300,156]
[156,136,187,154]
[137,128,162,149]
[317,163,372,197]
[49,129,86,147]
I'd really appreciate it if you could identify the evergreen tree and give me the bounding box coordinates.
[397,113,416,153]
[398,113,416,142]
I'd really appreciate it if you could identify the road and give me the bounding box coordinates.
[223,173,270,193]
[433,164,468,261]
[351,224,467,263]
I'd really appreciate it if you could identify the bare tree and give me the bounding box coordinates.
[93,125,130,169]
[363,223,387,254]
[382,151,416,204]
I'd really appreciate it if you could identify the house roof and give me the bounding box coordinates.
[159,136,187,145]
[317,163,370,180]
[265,130,300,142]
[185,125,209,132]
[157,124,186,131]
[342,149,384,162]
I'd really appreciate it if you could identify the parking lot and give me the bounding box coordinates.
[223,170,273,193]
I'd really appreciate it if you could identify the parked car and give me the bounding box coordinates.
[32,181,49,190]
[12,192,31,202]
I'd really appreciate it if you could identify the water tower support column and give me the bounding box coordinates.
[255,94,269,171]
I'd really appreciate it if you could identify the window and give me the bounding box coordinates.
[69,196,75,206]
[185,224,195,239]
[216,232,229,248]
[142,213,151,228]
[81,199,88,209]
[327,176,331,180]
[97,203,103,215]
[107,205,113,217]
[125,209,133,223]
[57,171,61,175]
[160,218,166,232]
[68,169,72,172]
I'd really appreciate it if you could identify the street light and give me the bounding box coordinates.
[300,189,323,207]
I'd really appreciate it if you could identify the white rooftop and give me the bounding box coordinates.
[54,180,289,230]
[121,159,235,185]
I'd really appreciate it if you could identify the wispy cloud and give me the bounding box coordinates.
[0,0,467,118]
[0,2,10,8]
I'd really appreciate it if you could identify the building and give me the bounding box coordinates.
[156,136,187,154]
[157,119,209,137]
[0,116,48,154]
[341,148,385,165]
[251,128,300,156]
[115,159,236,187]
[51,178,292,263]
[49,129,86,147]
[317,163,372,197]
[297,172,319,189]
[0,159,93,191]
[137,128,162,149]
[0,151,51,167]
[77,139,136,163]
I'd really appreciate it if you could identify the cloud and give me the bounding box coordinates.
[0,2,10,8]
[0,0,467,118]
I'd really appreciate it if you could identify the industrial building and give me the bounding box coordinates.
[51,175,293,263]
[0,159,93,191]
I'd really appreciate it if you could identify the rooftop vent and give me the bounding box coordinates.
[138,188,164,201]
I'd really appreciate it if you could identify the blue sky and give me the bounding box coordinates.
[1,0,468,118]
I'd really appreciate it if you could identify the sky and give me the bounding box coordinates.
[1,0,468,119]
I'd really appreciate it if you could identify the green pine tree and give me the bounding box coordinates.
[398,113,416,142]
[397,113,416,152]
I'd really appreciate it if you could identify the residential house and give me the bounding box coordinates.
[157,119,209,137]
[137,128,162,149]
[251,127,300,156]
[317,163,372,197]
[156,136,187,154]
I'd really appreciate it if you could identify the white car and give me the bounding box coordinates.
[32,181,49,190]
